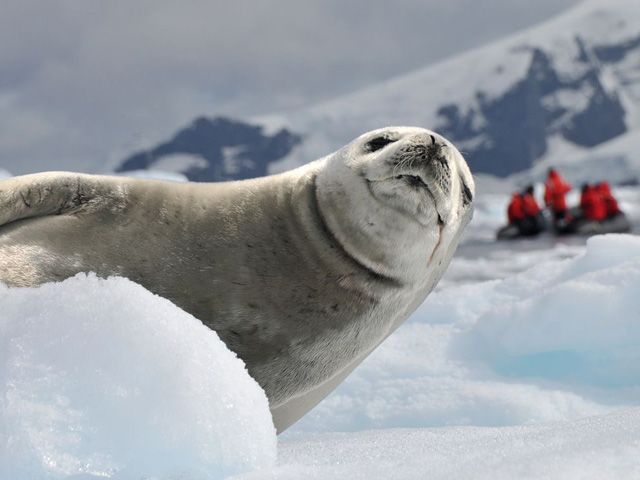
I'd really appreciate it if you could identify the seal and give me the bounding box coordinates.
[0,127,474,432]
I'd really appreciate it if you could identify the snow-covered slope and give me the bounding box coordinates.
[264,0,640,178]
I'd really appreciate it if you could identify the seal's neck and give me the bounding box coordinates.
[310,176,401,286]
[280,163,402,301]
[311,160,436,289]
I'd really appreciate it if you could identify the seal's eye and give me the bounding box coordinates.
[461,181,473,206]
[365,136,397,152]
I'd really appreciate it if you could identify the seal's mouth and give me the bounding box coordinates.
[394,174,445,226]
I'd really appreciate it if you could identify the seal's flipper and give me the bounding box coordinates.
[0,172,127,229]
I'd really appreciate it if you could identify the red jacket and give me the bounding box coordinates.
[596,182,621,218]
[544,171,571,212]
[522,193,541,217]
[507,194,525,223]
[580,186,607,221]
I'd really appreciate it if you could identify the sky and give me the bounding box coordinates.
[0,0,580,174]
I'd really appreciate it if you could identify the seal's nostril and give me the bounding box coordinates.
[430,134,436,146]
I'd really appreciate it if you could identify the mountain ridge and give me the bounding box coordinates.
[116,0,640,181]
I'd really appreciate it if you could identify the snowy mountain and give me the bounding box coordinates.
[513,127,640,187]
[116,117,301,182]
[117,1,640,182]
[262,0,640,178]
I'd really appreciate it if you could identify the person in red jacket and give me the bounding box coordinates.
[507,192,525,225]
[580,184,607,222]
[522,185,541,217]
[544,168,572,221]
[520,185,544,235]
[595,181,622,219]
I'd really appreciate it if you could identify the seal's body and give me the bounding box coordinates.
[0,127,474,431]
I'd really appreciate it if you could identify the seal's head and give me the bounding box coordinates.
[316,126,474,289]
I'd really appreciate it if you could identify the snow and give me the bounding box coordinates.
[439,241,585,289]
[222,146,254,175]
[150,153,208,174]
[235,408,640,480]
[472,173,516,195]
[541,86,594,124]
[455,235,640,388]
[116,169,189,182]
[515,128,640,187]
[0,274,276,480]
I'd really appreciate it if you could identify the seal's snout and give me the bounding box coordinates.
[425,135,448,161]
[402,133,449,167]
